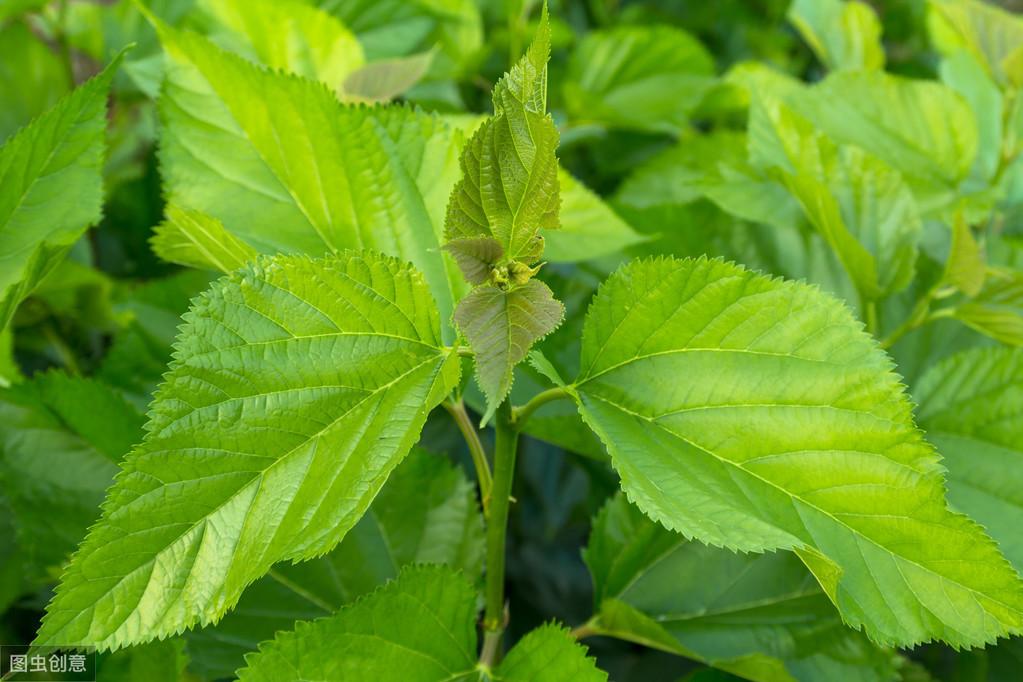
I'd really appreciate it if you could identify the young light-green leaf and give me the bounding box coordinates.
[35,251,460,651]
[573,256,1023,647]
[0,51,122,331]
[915,347,1023,572]
[584,494,898,682]
[237,565,606,681]
[444,7,559,274]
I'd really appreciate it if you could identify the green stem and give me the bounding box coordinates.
[511,386,572,428]
[444,399,493,515]
[863,300,879,337]
[480,400,518,666]
[569,617,599,640]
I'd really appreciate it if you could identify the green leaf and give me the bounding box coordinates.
[564,25,716,134]
[928,0,1023,89]
[455,279,564,422]
[0,373,142,583]
[343,50,434,103]
[0,51,121,331]
[799,71,978,201]
[192,0,364,93]
[35,251,460,650]
[185,447,482,678]
[945,217,987,297]
[0,20,70,143]
[788,0,885,72]
[237,565,606,681]
[316,0,482,80]
[153,19,461,340]
[614,130,803,233]
[572,256,1023,647]
[544,169,645,263]
[150,203,258,273]
[444,8,559,272]
[751,95,921,300]
[584,494,899,682]
[940,50,1004,185]
[950,267,1023,346]
[915,348,1023,573]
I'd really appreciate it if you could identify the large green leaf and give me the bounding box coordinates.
[153,19,462,338]
[572,256,1023,647]
[0,373,142,583]
[584,494,898,682]
[185,447,483,678]
[788,0,885,72]
[564,25,715,134]
[237,565,606,681]
[35,251,460,650]
[192,0,364,93]
[915,348,1023,572]
[0,52,121,331]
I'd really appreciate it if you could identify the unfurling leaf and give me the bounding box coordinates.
[444,6,565,420]
[444,5,560,275]
[35,251,460,651]
[455,279,564,422]
[237,565,606,682]
[584,494,898,682]
[150,203,258,273]
[0,51,123,331]
[572,256,1023,647]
